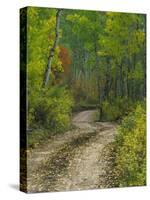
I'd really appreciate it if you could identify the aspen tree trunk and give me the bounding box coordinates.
[43,9,62,87]
[94,42,102,120]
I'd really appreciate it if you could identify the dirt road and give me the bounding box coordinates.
[27,110,117,193]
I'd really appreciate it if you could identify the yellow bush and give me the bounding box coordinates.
[114,103,146,186]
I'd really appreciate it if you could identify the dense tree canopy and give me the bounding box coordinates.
[24,6,146,126]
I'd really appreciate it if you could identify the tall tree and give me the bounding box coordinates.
[43,9,62,87]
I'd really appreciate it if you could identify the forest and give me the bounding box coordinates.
[20,7,146,192]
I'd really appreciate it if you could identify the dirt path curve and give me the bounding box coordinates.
[72,110,97,129]
[27,110,117,193]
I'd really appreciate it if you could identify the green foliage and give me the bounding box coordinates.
[101,97,134,121]
[28,87,74,133]
[28,129,50,148]
[27,7,74,135]
[27,7,63,93]
[99,12,146,101]
[113,103,146,186]
[64,10,146,112]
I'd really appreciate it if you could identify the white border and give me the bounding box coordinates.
[0,0,149,200]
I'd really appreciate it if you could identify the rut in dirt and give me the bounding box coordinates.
[27,110,117,193]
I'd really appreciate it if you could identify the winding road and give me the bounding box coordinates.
[27,110,117,193]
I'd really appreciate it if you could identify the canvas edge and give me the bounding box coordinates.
[20,6,28,193]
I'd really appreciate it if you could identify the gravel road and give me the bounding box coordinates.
[27,110,117,193]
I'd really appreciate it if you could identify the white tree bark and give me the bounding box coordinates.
[43,9,62,87]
